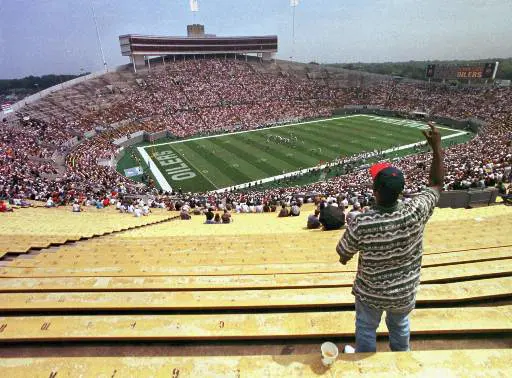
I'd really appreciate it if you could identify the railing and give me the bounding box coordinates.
[438,188,499,208]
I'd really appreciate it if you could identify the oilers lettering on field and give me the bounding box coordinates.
[153,151,196,181]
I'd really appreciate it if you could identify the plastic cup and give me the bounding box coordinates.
[321,341,339,367]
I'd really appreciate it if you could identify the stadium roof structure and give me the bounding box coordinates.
[120,25,278,72]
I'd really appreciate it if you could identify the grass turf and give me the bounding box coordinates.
[122,115,464,192]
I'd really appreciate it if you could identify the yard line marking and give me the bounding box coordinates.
[168,145,220,190]
[137,147,173,193]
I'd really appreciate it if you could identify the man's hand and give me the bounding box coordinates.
[422,121,441,151]
[423,121,444,189]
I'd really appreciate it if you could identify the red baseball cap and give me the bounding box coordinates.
[370,162,392,180]
[370,162,405,194]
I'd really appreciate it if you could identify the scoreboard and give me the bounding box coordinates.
[426,62,498,80]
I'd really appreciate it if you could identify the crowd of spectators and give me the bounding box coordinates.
[1,58,511,211]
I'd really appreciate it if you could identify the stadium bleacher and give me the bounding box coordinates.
[0,207,174,258]
[0,202,511,375]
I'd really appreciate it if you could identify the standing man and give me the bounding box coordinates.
[337,122,443,353]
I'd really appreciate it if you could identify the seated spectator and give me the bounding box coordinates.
[214,213,222,224]
[346,203,362,225]
[142,203,150,216]
[205,208,215,224]
[0,200,13,212]
[20,199,32,208]
[290,202,301,216]
[180,208,191,220]
[134,206,143,217]
[497,181,507,196]
[320,201,346,230]
[503,186,512,206]
[307,209,321,229]
[221,209,232,224]
[278,204,289,217]
[45,197,55,208]
[72,201,81,213]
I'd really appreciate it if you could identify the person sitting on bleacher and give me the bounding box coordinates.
[278,203,289,217]
[290,201,301,216]
[180,208,191,220]
[204,208,215,224]
[346,203,361,226]
[306,209,321,229]
[0,200,13,212]
[133,205,143,217]
[72,201,81,212]
[502,185,512,205]
[45,197,55,208]
[319,200,345,230]
[221,209,232,224]
[337,122,443,354]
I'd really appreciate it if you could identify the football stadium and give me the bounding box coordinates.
[1,1,511,376]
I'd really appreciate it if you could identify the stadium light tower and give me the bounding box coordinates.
[290,0,299,61]
[90,0,108,72]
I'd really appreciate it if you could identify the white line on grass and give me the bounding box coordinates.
[211,131,468,193]
[171,146,220,190]
[137,146,173,193]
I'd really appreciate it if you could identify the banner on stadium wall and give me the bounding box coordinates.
[190,0,199,12]
[124,167,143,177]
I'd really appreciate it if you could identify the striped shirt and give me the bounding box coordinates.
[337,187,440,312]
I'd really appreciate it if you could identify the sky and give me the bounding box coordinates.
[1,0,512,79]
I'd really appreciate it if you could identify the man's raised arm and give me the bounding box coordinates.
[422,122,444,191]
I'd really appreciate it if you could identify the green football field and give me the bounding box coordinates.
[133,115,465,192]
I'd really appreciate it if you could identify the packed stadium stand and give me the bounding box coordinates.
[1,56,511,375]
